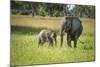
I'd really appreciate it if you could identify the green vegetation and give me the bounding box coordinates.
[11,1,95,18]
[11,15,95,65]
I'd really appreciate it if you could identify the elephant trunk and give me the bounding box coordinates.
[60,22,65,47]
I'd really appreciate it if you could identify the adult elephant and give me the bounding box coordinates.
[60,17,83,48]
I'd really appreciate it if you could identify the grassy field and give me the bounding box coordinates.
[11,15,95,66]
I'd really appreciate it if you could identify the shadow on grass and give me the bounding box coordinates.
[11,25,59,35]
[11,25,48,35]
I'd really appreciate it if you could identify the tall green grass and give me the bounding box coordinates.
[11,15,95,65]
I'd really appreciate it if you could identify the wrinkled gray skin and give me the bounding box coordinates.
[38,29,57,47]
[60,17,83,48]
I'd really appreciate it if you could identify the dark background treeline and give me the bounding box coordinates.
[11,1,95,18]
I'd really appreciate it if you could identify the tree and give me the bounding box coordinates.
[11,1,95,18]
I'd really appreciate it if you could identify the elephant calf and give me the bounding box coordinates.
[38,29,57,47]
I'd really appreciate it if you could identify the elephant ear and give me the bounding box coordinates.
[68,19,72,28]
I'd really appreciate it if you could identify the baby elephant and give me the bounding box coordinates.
[38,29,57,47]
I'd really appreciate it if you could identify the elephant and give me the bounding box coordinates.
[38,29,57,47]
[60,17,83,48]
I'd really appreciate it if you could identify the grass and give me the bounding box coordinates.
[11,15,95,66]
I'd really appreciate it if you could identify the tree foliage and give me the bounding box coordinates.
[11,1,95,18]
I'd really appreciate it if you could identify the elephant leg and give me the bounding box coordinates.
[48,40,52,47]
[38,40,44,47]
[74,33,78,48]
[51,42,54,48]
[60,34,63,47]
[55,39,57,47]
[74,40,77,48]
[49,40,53,48]
[53,38,56,47]
[67,34,72,48]
[38,39,41,48]
[51,40,54,48]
